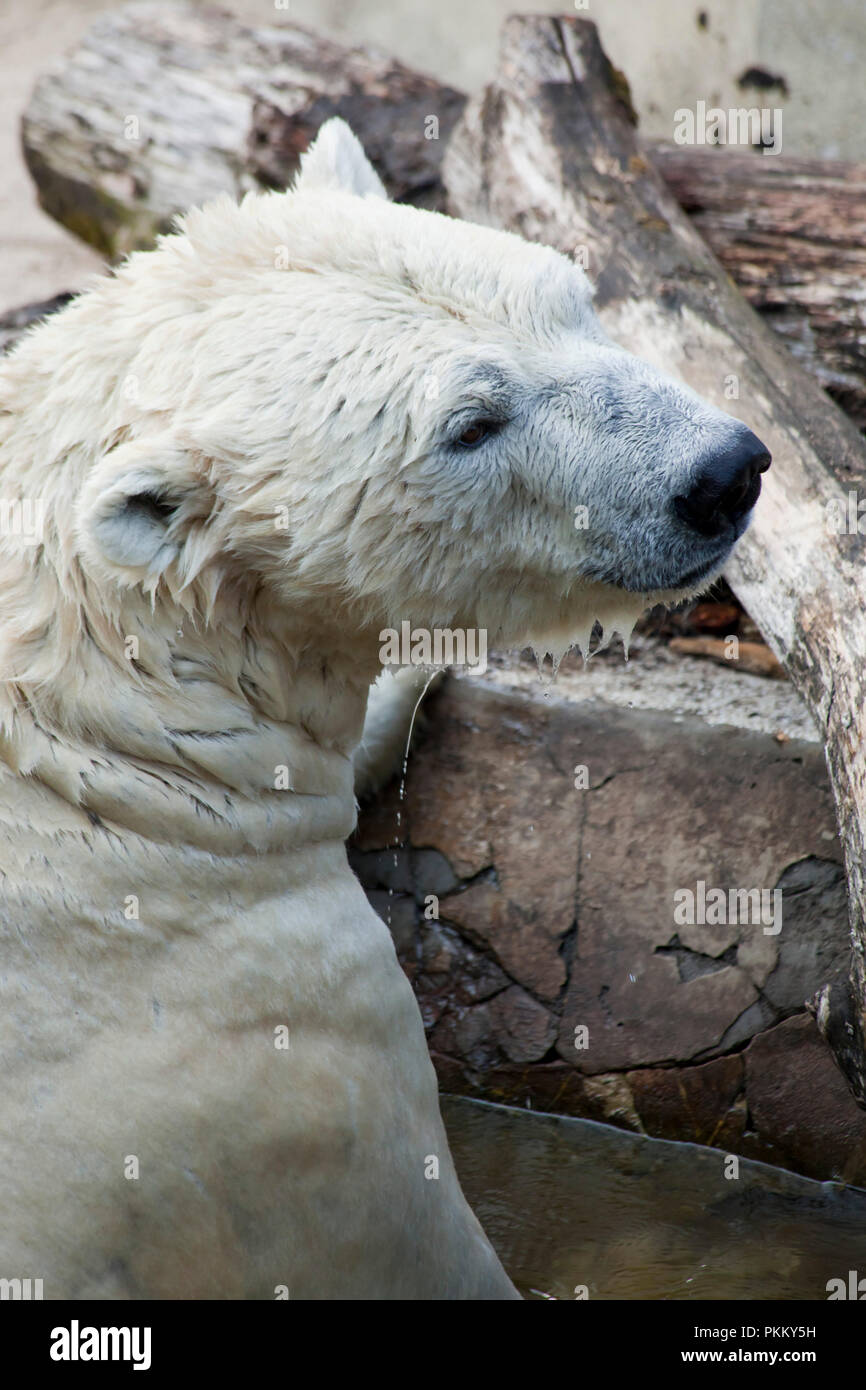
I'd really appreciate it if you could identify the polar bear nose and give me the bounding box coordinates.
[673,430,771,536]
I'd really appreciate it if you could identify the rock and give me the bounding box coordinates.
[745,1015,866,1185]
[405,689,580,1000]
[348,847,415,896]
[364,890,416,958]
[410,849,460,899]
[553,695,845,1072]
[353,671,858,1185]
[712,996,779,1053]
[443,9,866,1110]
[626,1054,745,1148]
[347,845,459,899]
[488,987,557,1065]
[762,858,851,1013]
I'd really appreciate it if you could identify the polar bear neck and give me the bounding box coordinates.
[0,567,374,851]
[0,343,379,851]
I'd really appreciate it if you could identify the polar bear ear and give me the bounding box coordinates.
[77,436,212,582]
[293,117,388,199]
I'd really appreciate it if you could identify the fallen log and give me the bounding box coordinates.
[21,4,866,438]
[648,142,866,430]
[0,293,73,356]
[443,14,866,1105]
[21,2,465,255]
[668,637,787,680]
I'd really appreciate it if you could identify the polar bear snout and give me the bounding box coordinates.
[672,428,771,539]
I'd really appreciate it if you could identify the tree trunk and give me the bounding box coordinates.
[20,3,866,435]
[21,2,465,256]
[648,142,866,430]
[443,14,866,1105]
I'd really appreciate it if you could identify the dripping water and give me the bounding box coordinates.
[387,671,439,910]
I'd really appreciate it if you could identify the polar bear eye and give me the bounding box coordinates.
[456,420,497,449]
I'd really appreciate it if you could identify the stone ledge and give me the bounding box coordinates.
[353,669,866,1185]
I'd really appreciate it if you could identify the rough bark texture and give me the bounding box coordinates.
[649,142,866,430]
[443,16,866,1105]
[20,3,866,437]
[21,2,465,255]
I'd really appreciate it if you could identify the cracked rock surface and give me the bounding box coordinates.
[352,670,866,1186]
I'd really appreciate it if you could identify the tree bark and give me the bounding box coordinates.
[443,14,866,1105]
[20,3,866,436]
[648,142,866,430]
[21,2,465,256]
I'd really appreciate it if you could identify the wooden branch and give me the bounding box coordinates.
[668,637,787,680]
[648,142,866,429]
[0,294,73,356]
[443,15,866,1104]
[20,4,866,436]
[21,2,465,255]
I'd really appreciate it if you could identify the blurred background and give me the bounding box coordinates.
[2,0,865,312]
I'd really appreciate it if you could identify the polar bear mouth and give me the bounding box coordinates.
[583,541,730,595]
[666,554,728,589]
[592,545,730,596]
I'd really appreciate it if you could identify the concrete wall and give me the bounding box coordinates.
[1,0,863,313]
[274,0,866,160]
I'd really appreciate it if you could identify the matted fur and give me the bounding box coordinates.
[0,120,760,1299]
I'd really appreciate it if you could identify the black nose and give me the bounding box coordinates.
[674,430,771,537]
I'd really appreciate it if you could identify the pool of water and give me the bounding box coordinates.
[443,1095,866,1300]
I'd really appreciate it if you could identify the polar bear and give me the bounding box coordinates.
[0,119,769,1300]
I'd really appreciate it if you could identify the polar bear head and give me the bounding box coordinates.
[79,120,766,660]
[3,119,769,727]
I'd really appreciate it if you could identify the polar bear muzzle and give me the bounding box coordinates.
[673,428,771,538]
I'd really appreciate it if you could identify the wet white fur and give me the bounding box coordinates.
[0,120,751,1298]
